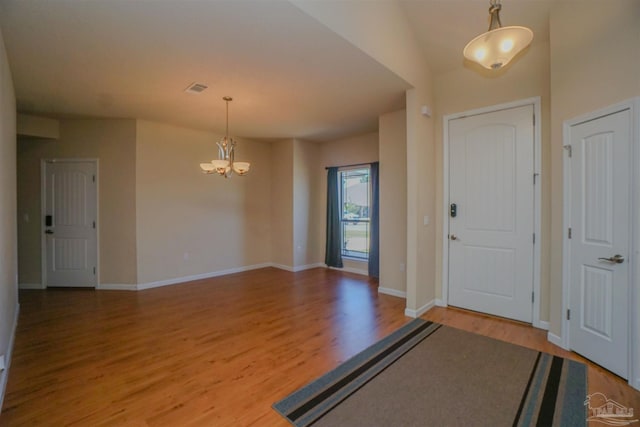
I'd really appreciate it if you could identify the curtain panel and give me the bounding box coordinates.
[325,167,343,268]
[368,162,380,278]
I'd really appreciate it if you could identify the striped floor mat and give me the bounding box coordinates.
[273,319,586,427]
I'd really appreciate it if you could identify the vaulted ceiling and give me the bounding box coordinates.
[0,0,552,141]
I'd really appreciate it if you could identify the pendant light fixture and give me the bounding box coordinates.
[463,0,533,70]
[200,96,250,178]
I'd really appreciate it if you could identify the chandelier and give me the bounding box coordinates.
[463,0,533,70]
[200,96,250,178]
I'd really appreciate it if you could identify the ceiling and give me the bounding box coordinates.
[0,0,552,142]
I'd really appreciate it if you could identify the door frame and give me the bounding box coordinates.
[562,97,640,389]
[441,97,543,328]
[40,158,100,289]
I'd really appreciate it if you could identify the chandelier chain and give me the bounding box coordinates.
[488,0,502,31]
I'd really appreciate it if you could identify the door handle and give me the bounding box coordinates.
[450,234,458,241]
[598,254,624,264]
[45,229,54,235]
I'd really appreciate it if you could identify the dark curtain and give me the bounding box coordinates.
[368,162,380,278]
[325,167,343,268]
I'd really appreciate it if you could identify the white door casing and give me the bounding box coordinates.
[447,104,535,323]
[43,160,98,288]
[566,108,631,379]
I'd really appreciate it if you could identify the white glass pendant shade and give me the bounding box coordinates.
[200,162,216,174]
[463,26,533,70]
[211,159,230,174]
[232,162,251,175]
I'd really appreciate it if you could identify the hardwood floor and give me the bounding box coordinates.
[1,267,639,426]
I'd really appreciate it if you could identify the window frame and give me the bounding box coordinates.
[338,166,371,261]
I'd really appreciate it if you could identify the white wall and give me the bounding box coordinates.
[135,120,271,285]
[379,109,407,295]
[0,25,18,408]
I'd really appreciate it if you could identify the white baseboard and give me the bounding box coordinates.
[404,299,435,318]
[137,263,273,290]
[537,320,550,331]
[328,266,369,276]
[272,263,325,273]
[547,331,565,349]
[0,303,19,411]
[378,287,406,298]
[97,284,137,291]
[37,262,354,293]
[270,263,295,272]
[435,299,446,307]
[18,283,42,290]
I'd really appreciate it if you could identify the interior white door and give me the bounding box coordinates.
[44,160,97,287]
[568,109,630,379]
[448,105,534,323]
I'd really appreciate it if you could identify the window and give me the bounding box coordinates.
[339,167,370,260]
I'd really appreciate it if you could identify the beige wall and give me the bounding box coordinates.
[270,139,294,268]
[12,1,635,335]
[434,41,551,320]
[17,119,137,286]
[17,114,59,139]
[433,1,640,332]
[548,0,640,335]
[293,139,322,268]
[0,25,18,397]
[379,109,407,294]
[292,0,435,312]
[319,132,378,273]
[135,120,271,284]
[407,83,436,312]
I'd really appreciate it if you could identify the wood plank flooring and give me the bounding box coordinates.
[1,267,639,426]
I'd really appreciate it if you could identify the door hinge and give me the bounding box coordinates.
[92,175,96,183]
[92,221,96,229]
[568,227,572,239]
[567,309,571,320]
[93,267,96,275]
[533,114,536,126]
[532,292,535,303]
[533,173,539,185]
[533,233,536,244]
[564,145,572,158]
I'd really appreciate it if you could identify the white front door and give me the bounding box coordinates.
[568,109,630,379]
[44,160,98,287]
[448,105,534,323]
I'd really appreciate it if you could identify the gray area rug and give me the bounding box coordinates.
[273,319,586,426]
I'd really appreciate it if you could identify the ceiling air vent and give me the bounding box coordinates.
[184,82,208,94]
